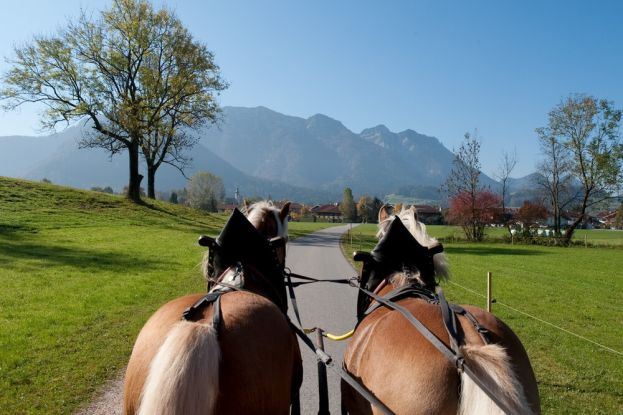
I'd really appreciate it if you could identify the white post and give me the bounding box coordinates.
[487,272,492,313]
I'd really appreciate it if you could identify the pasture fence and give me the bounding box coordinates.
[447,278,623,357]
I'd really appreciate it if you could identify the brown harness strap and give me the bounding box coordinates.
[182,292,223,336]
[357,285,529,415]
[437,288,464,360]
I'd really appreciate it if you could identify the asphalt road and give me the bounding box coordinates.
[76,223,360,415]
[286,224,360,415]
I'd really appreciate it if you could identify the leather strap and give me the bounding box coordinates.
[358,285,527,415]
[181,292,223,339]
[288,321,395,415]
[438,288,463,358]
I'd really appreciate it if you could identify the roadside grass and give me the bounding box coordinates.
[0,177,332,415]
[344,224,623,414]
[400,224,623,247]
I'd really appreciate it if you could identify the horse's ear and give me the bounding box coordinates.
[243,198,249,214]
[409,205,419,221]
[378,204,391,223]
[279,201,291,222]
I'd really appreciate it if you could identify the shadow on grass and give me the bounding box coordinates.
[445,245,548,256]
[0,238,170,273]
[0,224,39,234]
[138,200,222,234]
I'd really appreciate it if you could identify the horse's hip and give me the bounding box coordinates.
[342,305,461,414]
[123,292,301,414]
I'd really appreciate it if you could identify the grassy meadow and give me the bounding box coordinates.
[0,177,333,414]
[403,224,623,247]
[344,224,623,414]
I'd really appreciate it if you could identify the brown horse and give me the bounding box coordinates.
[123,201,302,415]
[341,206,540,414]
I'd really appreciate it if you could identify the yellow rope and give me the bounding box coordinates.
[324,329,354,341]
[302,327,355,341]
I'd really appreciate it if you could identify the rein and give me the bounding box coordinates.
[285,272,527,415]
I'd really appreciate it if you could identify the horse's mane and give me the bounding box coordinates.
[245,201,288,240]
[377,206,449,287]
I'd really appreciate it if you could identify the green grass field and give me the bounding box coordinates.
[345,224,623,414]
[0,177,334,415]
[402,225,623,247]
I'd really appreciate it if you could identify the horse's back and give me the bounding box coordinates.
[215,291,302,414]
[343,299,540,414]
[343,300,460,414]
[123,291,302,415]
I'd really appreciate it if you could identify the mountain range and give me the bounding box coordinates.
[0,106,537,204]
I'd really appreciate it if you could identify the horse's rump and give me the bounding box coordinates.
[212,291,303,414]
[343,298,539,414]
[343,299,461,414]
[138,320,220,415]
[124,291,302,415]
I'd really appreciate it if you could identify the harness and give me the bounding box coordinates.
[182,208,288,326]
[342,217,525,415]
[182,212,526,415]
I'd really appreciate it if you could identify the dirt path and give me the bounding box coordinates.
[74,371,124,415]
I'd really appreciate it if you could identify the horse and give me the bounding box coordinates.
[123,201,302,415]
[341,205,540,415]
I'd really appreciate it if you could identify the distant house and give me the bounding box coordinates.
[217,203,238,213]
[413,205,443,224]
[274,200,304,217]
[596,210,618,229]
[544,211,602,229]
[311,203,342,221]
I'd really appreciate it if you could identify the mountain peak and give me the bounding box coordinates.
[361,124,392,135]
[306,113,347,132]
[359,124,398,149]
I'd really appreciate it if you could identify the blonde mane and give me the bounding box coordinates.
[377,205,449,286]
[245,201,288,240]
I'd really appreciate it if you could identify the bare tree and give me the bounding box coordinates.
[444,131,489,240]
[494,149,517,233]
[534,131,573,236]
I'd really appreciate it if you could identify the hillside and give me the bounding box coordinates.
[0,177,333,414]
[0,177,227,414]
[0,176,226,234]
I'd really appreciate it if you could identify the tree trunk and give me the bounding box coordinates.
[563,214,584,244]
[563,191,590,244]
[127,140,143,202]
[147,166,156,199]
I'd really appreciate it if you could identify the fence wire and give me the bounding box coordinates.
[447,280,623,356]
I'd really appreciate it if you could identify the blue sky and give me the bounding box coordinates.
[1,0,622,178]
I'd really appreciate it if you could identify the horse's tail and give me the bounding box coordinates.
[459,344,530,415]
[138,321,220,415]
